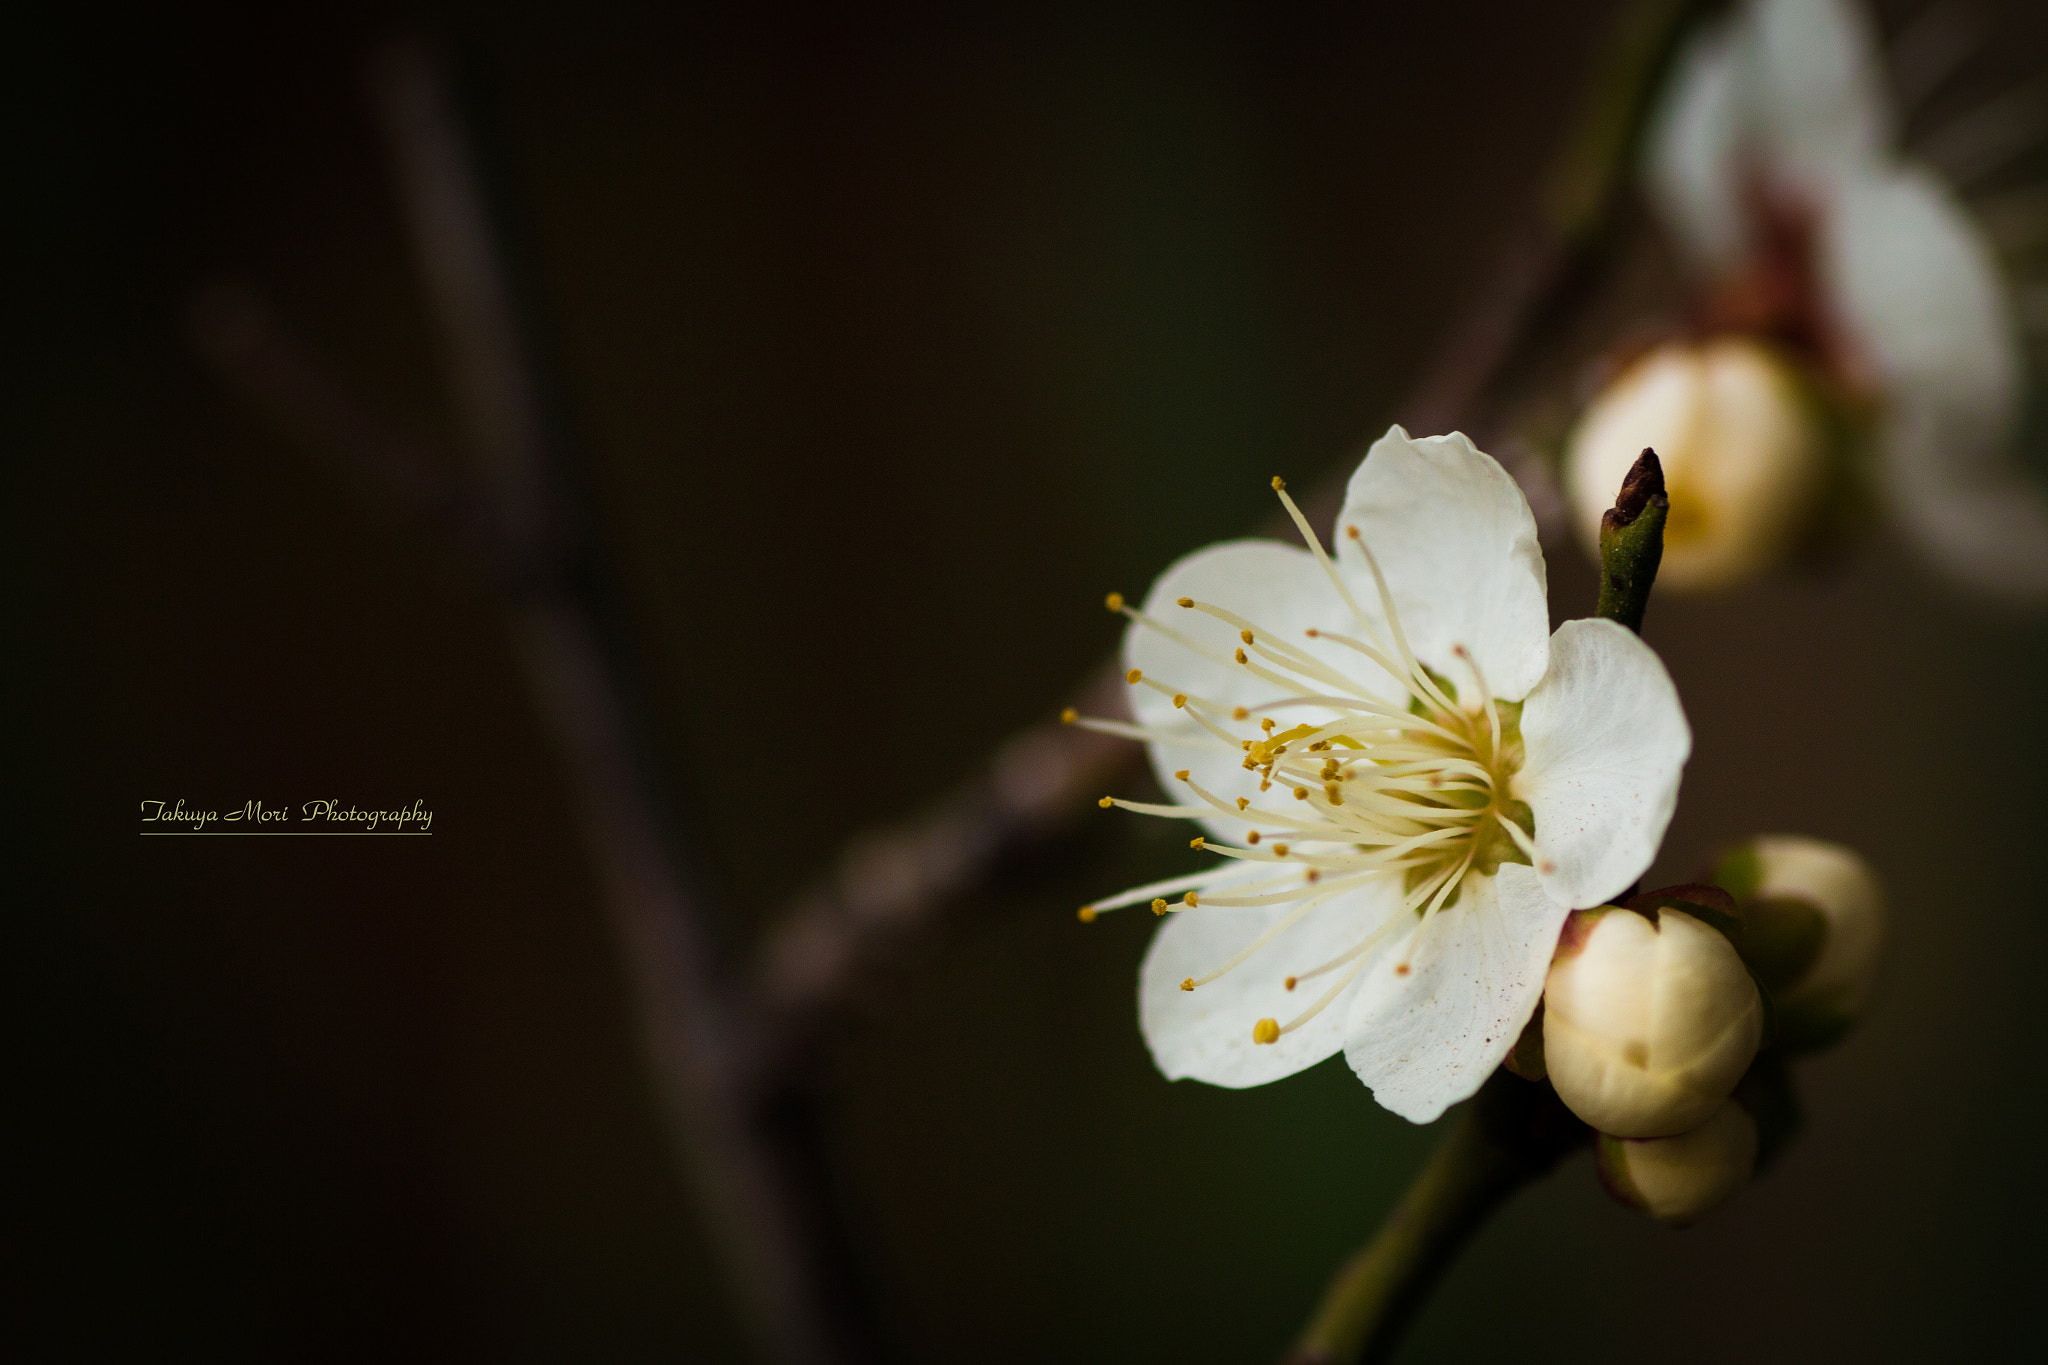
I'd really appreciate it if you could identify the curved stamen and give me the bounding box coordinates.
[1090,477,1538,1047]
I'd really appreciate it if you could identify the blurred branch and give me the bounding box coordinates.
[189,284,458,525]
[753,0,1714,1072]
[196,3,1710,1357]
[197,38,878,1365]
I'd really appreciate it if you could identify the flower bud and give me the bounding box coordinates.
[1543,906,1763,1138]
[1597,1099,1758,1227]
[1714,835,1885,1050]
[1564,337,1833,592]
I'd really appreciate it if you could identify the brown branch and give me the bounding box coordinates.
[367,41,881,1364]
[200,37,882,1365]
[753,150,1608,1076]
[750,0,1713,1076]
[189,282,457,524]
[195,5,1709,1353]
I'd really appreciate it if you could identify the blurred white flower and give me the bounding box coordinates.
[1074,427,1690,1123]
[1597,0,2048,597]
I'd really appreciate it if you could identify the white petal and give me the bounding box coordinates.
[1139,879,1399,1089]
[1516,619,1690,910]
[1822,163,2021,423]
[1816,163,2048,596]
[1335,427,1551,704]
[1741,0,1893,193]
[1340,864,1569,1124]
[1642,17,1749,272]
[1126,539,1402,840]
[1877,390,2048,600]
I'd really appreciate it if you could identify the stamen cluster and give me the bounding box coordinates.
[1072,481,1534,1045]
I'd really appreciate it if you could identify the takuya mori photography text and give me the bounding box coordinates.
[138,798,435,834]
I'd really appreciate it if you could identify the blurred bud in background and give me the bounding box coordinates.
[1543,905,1763,1137]
[1576,0,2048,599]
[1714,834,1886,1050]
[1597,1098,1760,1226]
[1565,337,1845,590]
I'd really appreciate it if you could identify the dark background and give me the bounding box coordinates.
[14,1,2048,1360]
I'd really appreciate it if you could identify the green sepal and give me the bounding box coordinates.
[1708,843,1763,903]
[1624,882,1739,939]
[1732,1048,1803,1174]
[1735,895,1828,996]
[1773,995,1857,1054]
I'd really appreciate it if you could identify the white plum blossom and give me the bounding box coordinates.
[1627,0,2048,597]
[1074,427,1690,1124]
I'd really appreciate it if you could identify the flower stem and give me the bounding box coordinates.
[1594,448,1668,635]
[1286,1074,1588,1365]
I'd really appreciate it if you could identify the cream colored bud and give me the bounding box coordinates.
[1717,834,1885,1050]
[1543,906,1763,1138]
[1564,338,1831,592]
[1597,1100,1758,1227]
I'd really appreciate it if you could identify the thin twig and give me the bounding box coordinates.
[368,41,880,1363]
[193,5,1707,1356]
[752,0,1712,1067]
[201,37,881,1365]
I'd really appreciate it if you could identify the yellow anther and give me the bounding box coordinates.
[1284,976,1298,991]
[1105,591,1125,612]
[1326,787,1343,806]
[1098,796,1114,808]
[1189,836,1205,850]
[1180,977,1195,992]
[1234,648,1248,664]
[1247,831,1261,844]
[1306,869,1321,883]
[1233,706,1249,720]
[1173,693,1187,708]
[1253,1018,1281,1044]
[1305,627,1320,638]
[1346,525,1360,539]
[1270,476,1287,492]
[1261,717,1276,732]
[1151,898,1169,916]
[1240,629,1254,645]
[1183,892,1200,907]
[1236,797,1249,810]
[1273,843,1290,857]
[1077,906,1098,923]
[1176,596,1194,608]
[1126,668,1143,684]
[1293,787,1308,800]
[1060,707,1078,724]
[1175,768,1190,780]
